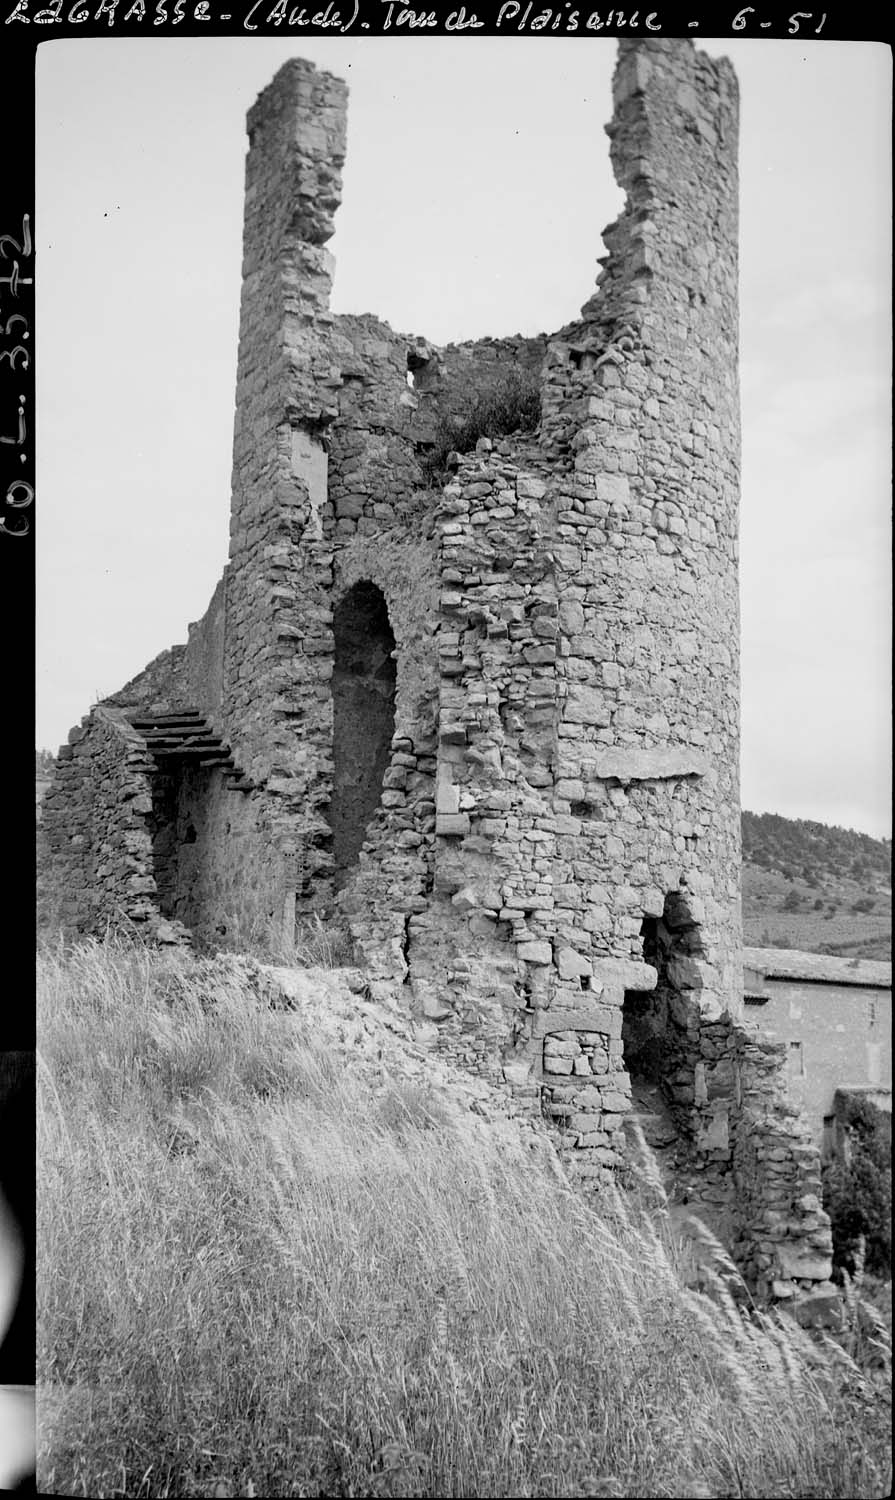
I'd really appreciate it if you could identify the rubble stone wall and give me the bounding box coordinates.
[39,709,158,937]
[181,574,228,717]
[146,763,282,949]
[731,1027,834,1301]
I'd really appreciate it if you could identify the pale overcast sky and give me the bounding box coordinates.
[35,37,891,837]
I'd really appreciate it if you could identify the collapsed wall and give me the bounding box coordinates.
[39,40,834,1312]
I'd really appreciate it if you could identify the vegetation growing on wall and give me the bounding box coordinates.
[423,366,541,480]
[823,1093,892,1281]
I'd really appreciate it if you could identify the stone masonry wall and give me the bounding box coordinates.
[406,443,559,1076]
[152,763,282,948]
[39,708,162,939]
[105,645,190,717]
[216,59,349,919]
[547,37,742,1004]
[181,574,227,716]
[731,1026,836,1315]
[372,41,743,1176]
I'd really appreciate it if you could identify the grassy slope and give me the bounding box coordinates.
[37,940,892,1500]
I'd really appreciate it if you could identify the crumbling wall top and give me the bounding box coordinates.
[245,58,348,249]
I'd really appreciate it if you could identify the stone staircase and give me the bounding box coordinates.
[127,710,254,791]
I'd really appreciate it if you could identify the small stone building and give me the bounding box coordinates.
[40,40,837,1307]
[744,947,892,1148]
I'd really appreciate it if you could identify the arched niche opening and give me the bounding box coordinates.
[329,580,397,888]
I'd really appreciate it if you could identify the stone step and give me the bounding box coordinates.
[226,775,255,792]
[138,722,210,733]
[141,738,226,750]
[130,713,205,729]
[132,720,207,731]
[623,1111,678,1149]
[150,743,230,758]
[129,710,249,785]
[141,730,229,743]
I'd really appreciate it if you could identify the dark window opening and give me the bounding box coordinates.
[622,972,666,1087]
[822,1113,837,1160]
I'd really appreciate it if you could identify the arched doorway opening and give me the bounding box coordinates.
[329,581,397,888]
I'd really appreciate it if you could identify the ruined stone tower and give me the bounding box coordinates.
[41,41,837,1306]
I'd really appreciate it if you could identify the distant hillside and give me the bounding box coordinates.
[742,810,891,888]
[742,811,891,962]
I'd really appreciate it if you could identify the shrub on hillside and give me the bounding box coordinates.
[749,844,772,867]
[851,897,876,914]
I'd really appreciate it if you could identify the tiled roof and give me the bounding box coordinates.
[743,947,891,990]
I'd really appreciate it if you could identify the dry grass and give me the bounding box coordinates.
[219,912,356,970]
[38,938,891,1498]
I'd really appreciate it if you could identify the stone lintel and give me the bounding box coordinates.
[590,957,658,995]
[590,748,707,783]
[535,1005,612,1038]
